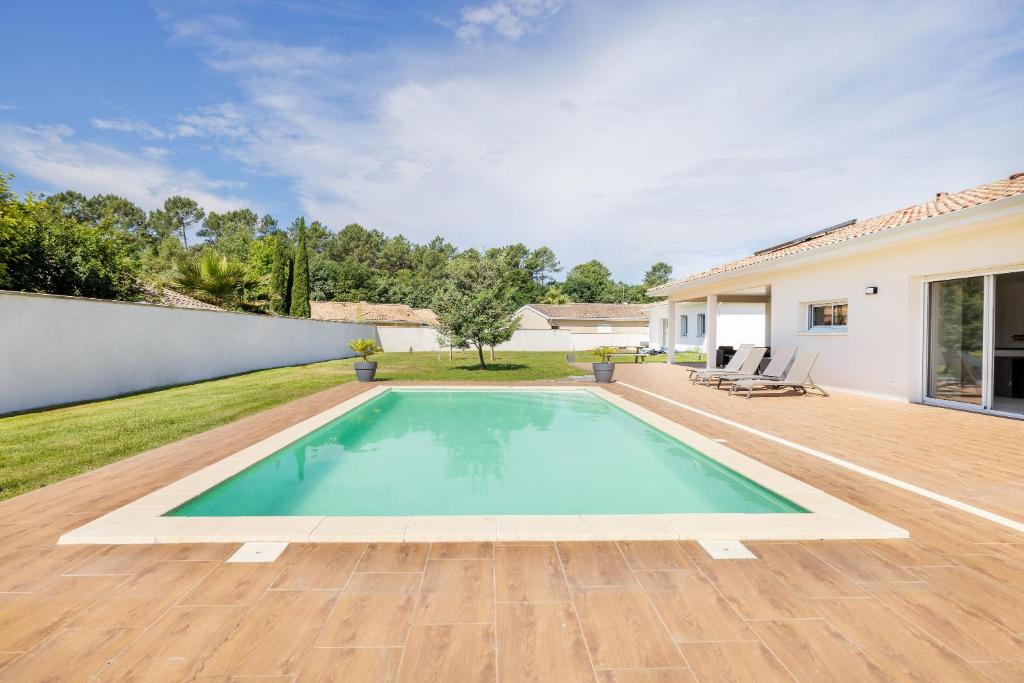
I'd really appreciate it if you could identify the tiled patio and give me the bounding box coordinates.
[1,366,1023,681]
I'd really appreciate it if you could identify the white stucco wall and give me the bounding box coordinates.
[647,301,766,352]
[658,199,1024,401]
[0,291,376,414]
[376,326,647,352]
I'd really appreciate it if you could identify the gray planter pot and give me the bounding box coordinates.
[354,360,378,382]
[592,362,615,383]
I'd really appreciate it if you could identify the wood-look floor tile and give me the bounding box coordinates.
[749,618,892,682]
[2,627,138,681]
[316,572,420,647]
[398,624,495,683]
[0,574,127,651]
[297,647,403,682]
[571,586,682,670]
[953,553,1024,592]
[430,542,493,560]
[680,641,792,682]
[617,542,694,571]
[869,582,1024,662]
[64,544,169,575]
[912,565,1024,633]
[415,559,493,624]
[750,543,866,598]
[71,560,217,629]
[272,543,365,589]
[694,559,816,620]
[496,602,593,682]
[558,542,637,587]
[972,660,1024,683]
[202,589,337,676]
[181,562,278,606]
[96,605,246,680]
[801,541,915,583]
[857,540,954,569]
[597,670,695,682]
[158,543,239,562]
[0,545,101,592]
[357,544,429,572]
[635,570,753,643]
[813,597,989,682]
[495,544,569,603]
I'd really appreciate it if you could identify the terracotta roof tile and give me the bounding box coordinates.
[527,303,650,320]
[652,172,1024,292]
[311,301,436,325]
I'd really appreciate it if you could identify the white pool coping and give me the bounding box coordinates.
[59,385,908,544]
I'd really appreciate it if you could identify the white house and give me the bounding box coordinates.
[514,303,651,348]
[648,171,1024,418]
[646,300,766,353]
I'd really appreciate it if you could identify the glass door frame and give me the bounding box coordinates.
[922,265,1021,418]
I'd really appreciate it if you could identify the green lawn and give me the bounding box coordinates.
[572,350,706,364]
[0,351,584,501]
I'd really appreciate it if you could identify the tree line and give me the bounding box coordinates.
[0,173,674,317]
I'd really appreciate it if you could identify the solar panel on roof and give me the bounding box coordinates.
[754,218,857,256]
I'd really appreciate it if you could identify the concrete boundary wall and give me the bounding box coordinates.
[0,291,375,415]
[376,325,648,353]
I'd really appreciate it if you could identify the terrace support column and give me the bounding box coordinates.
[705,294,719,368]
[666,300,677,364]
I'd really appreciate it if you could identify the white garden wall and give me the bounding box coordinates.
[376,326,648,353]
[0,291,375,415]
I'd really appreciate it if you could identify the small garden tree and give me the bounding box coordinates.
[432,252,521,369]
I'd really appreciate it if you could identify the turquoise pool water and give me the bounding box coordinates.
[168,390,806,516]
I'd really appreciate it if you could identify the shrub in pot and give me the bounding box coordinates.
[591,346,617,383]
[348,338,382,382]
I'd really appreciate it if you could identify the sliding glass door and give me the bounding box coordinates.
[927,276,985,405]
[927,270,1024,416]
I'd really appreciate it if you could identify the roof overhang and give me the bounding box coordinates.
[648,193,1024,300]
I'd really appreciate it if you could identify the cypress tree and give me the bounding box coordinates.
[288,217,311,318]
[269,234,291,315]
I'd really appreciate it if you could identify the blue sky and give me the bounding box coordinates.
[2,0,1023,281]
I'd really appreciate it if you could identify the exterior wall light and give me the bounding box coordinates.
[864,286,879,295]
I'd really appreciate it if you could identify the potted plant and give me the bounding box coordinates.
[591,346,617,383]
[348,338,382,382]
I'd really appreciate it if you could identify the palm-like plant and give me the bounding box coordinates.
[173,250,264,310]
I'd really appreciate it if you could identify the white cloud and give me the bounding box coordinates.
[0,123,249,212]
[156,0,1024,280]
[91,117,169,140]
[456,0,565,41]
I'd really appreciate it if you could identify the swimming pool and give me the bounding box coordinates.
[59,386,908,544]
[168,389,806,517]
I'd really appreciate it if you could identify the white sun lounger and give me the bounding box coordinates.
[729,350,829,398]
[694,347,766,385]
[713,346,796,388]
[686,344,753,381]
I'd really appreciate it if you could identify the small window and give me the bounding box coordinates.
[597,324,612,334]
[807,301,848,330]
[697,313,706,336]
[551,324,559,329]
[679,314,688,336]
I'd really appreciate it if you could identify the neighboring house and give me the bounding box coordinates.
[648,171,1024,418]
[646,300,766,353]
[515,303,651,347]
[311,301,437,327]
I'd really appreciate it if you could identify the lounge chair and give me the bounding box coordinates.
[729,350,829,398]
[686,344,753,381]
[693,347,766,385]
[713,346,796,388]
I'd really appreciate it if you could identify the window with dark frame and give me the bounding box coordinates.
[697,313,706,336]
[808,301,848,330]
[679,314,688,336]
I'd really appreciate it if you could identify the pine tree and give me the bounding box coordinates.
[288,217,311,318]
[269,234,291,315]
